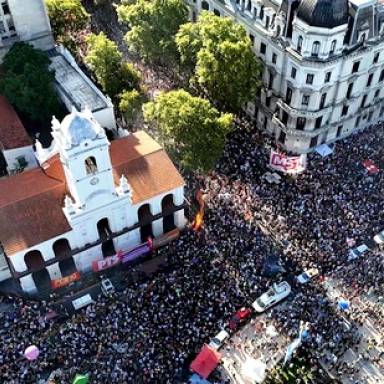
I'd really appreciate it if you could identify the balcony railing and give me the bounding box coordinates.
[10,202,187,279]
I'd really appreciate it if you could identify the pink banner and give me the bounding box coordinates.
[92,254,121,272]
[269,150,306,174]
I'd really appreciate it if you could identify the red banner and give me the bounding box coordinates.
[362,159,379,174]
[269,150,306,174]
[92,254,121,272]
[51,271,81,289]
[153,229,180,249]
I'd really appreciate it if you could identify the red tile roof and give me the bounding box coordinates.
[0,131,184,256]
[0,95,32,150]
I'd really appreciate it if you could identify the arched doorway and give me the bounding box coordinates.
[53,238,71,260]
[58,257,78,277]
[97,218,116,257]
[201,0,209,10]
[162,194,176,233]
[138,204,153,243]
[32,268,51,292]
[24,250,45,271]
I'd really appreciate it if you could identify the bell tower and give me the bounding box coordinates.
[52,108,116,209]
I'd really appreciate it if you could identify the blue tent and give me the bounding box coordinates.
[189,373,212,384]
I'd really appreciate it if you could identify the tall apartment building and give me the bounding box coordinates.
[186,0,384,154]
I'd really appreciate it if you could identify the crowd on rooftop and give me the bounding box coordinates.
[0,119,383,383]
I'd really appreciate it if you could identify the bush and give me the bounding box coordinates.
[0,43,60,122]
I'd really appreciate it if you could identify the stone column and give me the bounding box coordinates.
[152,218,163,237]
[128,228,141,248]
[175,210,186,229]
[46,262,62,280]
[20,274,37,294]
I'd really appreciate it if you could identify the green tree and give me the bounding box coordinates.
[119,89,145,127]
[143,90,233,172]
[117,0,188,64]
[45,0,90,51]
[0,43,60,122]
[176,12,262,111]
[85,32,140,98]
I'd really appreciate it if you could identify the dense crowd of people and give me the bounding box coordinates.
[0,119,383,383]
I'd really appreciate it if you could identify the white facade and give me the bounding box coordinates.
[186,0,384,153]
[2,110,185,293]
[0,0,54,61]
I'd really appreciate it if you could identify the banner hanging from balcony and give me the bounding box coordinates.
[51,271,81,289]
[269,150,307,174]
[92,254,121,272]
[120,239,153,264]
[153,228,180,249]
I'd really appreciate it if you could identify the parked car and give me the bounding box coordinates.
[348,244,370,261]
[297,268,319,284]
[373,230,384,246]
[251,281,291,313]
[208,330,229,350]
[228,307,252,331]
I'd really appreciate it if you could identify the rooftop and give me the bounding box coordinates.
[49,50,108,112]
[0,131,184,256]
[0,95,32,150]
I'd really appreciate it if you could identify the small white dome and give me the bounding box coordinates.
[60,109,104,147]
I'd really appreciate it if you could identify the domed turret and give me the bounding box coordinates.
[60,108,105,147]
[297,0,349,28]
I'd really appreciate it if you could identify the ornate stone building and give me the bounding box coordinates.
[186,0,384,153]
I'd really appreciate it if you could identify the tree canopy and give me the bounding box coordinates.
[0,43,60,122]
[117,0,188,64]
[176,12,262,111]
[119,89,145,127]
[143,90,233,172]
[85,32,140,99]
[45,0,90,51]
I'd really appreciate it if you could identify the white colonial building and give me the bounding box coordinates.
[186,0,384,153]
[0,109,185,293]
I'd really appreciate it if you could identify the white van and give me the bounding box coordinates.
[101,278,115,296]
[208,330,229,350]
[72,294,94,310]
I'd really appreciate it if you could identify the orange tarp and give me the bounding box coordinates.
[190,344,221,379]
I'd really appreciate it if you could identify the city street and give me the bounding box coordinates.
[218,304,291,383]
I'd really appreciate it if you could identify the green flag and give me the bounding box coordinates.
[73,374,89,384]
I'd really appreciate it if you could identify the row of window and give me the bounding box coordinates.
[290,66,384,89]
[278,110,377,147]
[280,92,380,134]
[297,37,334,58]
[299,88,381,110]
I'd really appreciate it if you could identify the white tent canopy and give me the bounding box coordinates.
[241,358,267,383]
[315,144,334,157]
